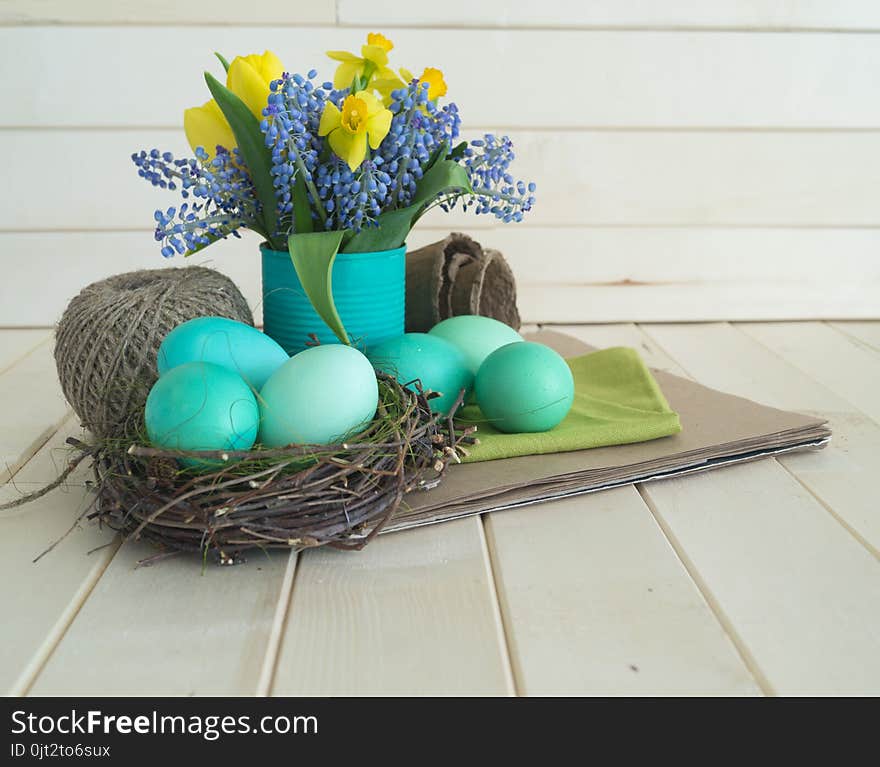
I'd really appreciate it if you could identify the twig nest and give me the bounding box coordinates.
[55,267,253,439]
[86,374,474,562]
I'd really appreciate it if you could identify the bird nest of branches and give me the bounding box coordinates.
[27,374,474,565]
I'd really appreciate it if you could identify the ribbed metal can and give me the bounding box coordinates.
[261,245,406,355]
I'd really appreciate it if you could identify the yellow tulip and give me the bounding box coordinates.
[184,99,237,160]
[318,91,392,171]
[184,50,285,159]
[327,33,397,90]
[227,50,285,119]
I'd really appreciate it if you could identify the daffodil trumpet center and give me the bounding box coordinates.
[341,95,369,134]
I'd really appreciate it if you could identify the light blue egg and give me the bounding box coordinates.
[428,315,523,376]
[475,342,574,433]
[145,362,259,465]
[367,333,472,415]
[258,345,379,447]
[157,316,289,390]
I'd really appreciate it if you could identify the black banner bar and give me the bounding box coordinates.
[0,696,846,761]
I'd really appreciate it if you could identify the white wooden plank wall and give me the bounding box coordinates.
[0,1,877,327]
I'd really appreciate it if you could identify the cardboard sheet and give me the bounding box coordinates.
[385,330,830,532]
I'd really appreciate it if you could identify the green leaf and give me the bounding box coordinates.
[449,140,468,161]
[424,140,449,173]
[413,159,471,214]
[204,72,278,240]
[341,205,419,253]
[214,52,231,72]
[292,173,313,234]
[342,159,472,253]
[288,230,349,345]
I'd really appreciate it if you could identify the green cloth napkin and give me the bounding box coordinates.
[458,346,681,463]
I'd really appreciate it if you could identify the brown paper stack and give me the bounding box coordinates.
[385,330,830,533]
[405,232,521,331]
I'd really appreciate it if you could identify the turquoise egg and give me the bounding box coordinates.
[258,345,379,447]
[367,333,472,415]
[157,316,289,390]
[428,315,523,376]
[475,342,575,433]
[144,362,259,464]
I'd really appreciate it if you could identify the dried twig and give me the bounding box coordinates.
[0,448,92,511]
[79,374,474,563]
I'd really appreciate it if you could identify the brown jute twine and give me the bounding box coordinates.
[55,267,253,439]
[405,232,521,332]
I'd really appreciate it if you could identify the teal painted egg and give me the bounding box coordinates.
[258,344,379,447]
[428,315,523,376]
[475,342,575,433]
[144,362,259,462]
[367,333,472,415]
[157,316,289,390]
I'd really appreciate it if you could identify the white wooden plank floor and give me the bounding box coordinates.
[2,322,878,696]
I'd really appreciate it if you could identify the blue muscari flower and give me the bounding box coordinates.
[261,70,332,235]
[131,146,259,257]
[450,133,536,223]
[134,73,533,252]
[313,156,392,231]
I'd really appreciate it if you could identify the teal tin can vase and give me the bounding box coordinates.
[261,244,406,355]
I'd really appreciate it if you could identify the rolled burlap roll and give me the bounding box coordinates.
[405,233,521,332]
[55,267,253,439]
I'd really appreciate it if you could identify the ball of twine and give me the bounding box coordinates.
[55,267,253,439]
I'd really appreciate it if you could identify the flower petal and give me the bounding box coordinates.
[366,108,392,149]
[372,80,403,105]
[329,128,367,172]
[366,33,394,52]
[318,102,342,136]
[183,99,236,158]
[326,50,360,62]
[333,59,363,90]
[375,66,399,82]
[360,44,389,68]
[420,67,448,100]
[227,56,271,118]
[257,50,284,84]
[356,89,382,115]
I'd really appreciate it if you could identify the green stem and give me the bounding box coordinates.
[293,154,327,225]
[358,61,377,90]
[470,186,524,207]
[415,192,464,223]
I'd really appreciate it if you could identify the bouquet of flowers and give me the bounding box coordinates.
[132,33,535,344]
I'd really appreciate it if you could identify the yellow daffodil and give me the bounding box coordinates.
[400,66,448,100]
[372,71,406,106]
[374,65,448,106]
[367,32,394,52]
[318,91,392,171]
[326,32,397,90]
[183,50,284,159]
